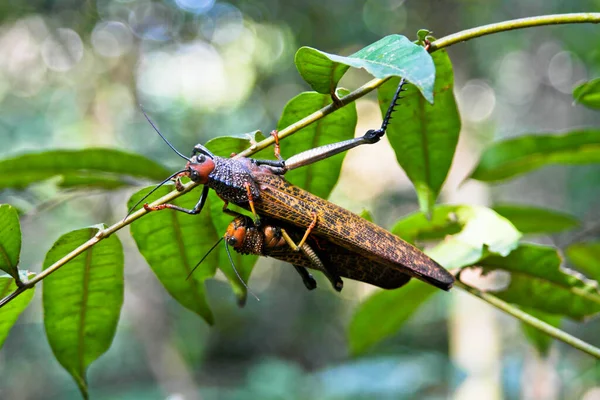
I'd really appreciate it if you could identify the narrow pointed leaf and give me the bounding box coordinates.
[0,274,35,349]
[255,90,357,199]
[519,307,561,357]
[295,35,435,102]
[378,50,460,215]
[573,78,600,109]
[348,281,437,355]
[566,241,600,282]
[492,204,579,234]
[0,205,21,280]
[43,226,124,398]
[129,186,218,324]
[469,130,600,182]
[0,149,171,190]
[480,244,600,320]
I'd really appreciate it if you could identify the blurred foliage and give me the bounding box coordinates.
[1,1,600,399]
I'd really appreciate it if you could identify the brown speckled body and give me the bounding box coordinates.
[184,153,454,290]
[230,216,412,289]
[238,171,454,291]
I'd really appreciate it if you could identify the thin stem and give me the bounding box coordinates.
[429,13,600,51]
[234,77,390,158]
[455,280,600,359]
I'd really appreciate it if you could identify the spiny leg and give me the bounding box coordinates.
[280,227,343,292]
[282,78,408,171]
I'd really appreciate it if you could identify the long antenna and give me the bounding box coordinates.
[141,107,190,161]
[224,242,260,302]
[124,168,187,220]
[187,237,223,280]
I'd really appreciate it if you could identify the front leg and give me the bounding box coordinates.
[144,186,210,215]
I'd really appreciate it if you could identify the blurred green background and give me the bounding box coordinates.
[1,1,600,399]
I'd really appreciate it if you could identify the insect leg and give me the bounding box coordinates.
[244,182,260,223]
[283,78,407,171]
[292,265,317,290]
[297,212,318,249]
[280,226,343,292]
[144,186,209,215]
[270,130,284,162]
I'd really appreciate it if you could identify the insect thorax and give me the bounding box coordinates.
[207,157,261,203]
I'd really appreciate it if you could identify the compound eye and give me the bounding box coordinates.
[227,237,237,246]
[196,154,206,163]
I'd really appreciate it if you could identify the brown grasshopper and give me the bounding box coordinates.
[223,214,413,291]
[137,79,455,291]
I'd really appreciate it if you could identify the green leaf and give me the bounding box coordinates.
[425,205,521,269]
[0,149,171,190]
[348,281,437,355]
[43,226,123,398]
[255,90,357,200]
[0,205,21,280]
[295,35,435,103]
[492,204,579,234]
[479,244,600,320]
[359,209,374,222]
[469,130,600,182]
[129,186,219,324]
[205,131,264,157]
[0,274,35,349]
[566,241,600,282]
[391,204,463,243]
[573,78,600,109]
[519,307,561,357]
[379,50,460,215]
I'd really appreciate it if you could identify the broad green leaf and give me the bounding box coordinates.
[573,78,600,109]
[469,130,600,182]
[205,137,261,305]
[295,35,435,103]
[480,244,600,320]
[43,226,123,398]
[129,186,218,324]
[0,274,35,349]
[0,205,21,280]
[391,204,463,243]
[205,131,264,157]
[0,149,171,190]
[348,281,437,355]
[255,90,357,200]
[379,50,460,215]
[425,206,521,269]
[492,204,579,234]
[566,241,600,282]
[519,307,561,357]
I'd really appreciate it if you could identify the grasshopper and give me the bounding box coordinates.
[223,214,413,291]
[138,79,455,291]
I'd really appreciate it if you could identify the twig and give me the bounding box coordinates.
[455,280,600,359]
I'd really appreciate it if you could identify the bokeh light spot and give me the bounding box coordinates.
[41,28,83,72]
